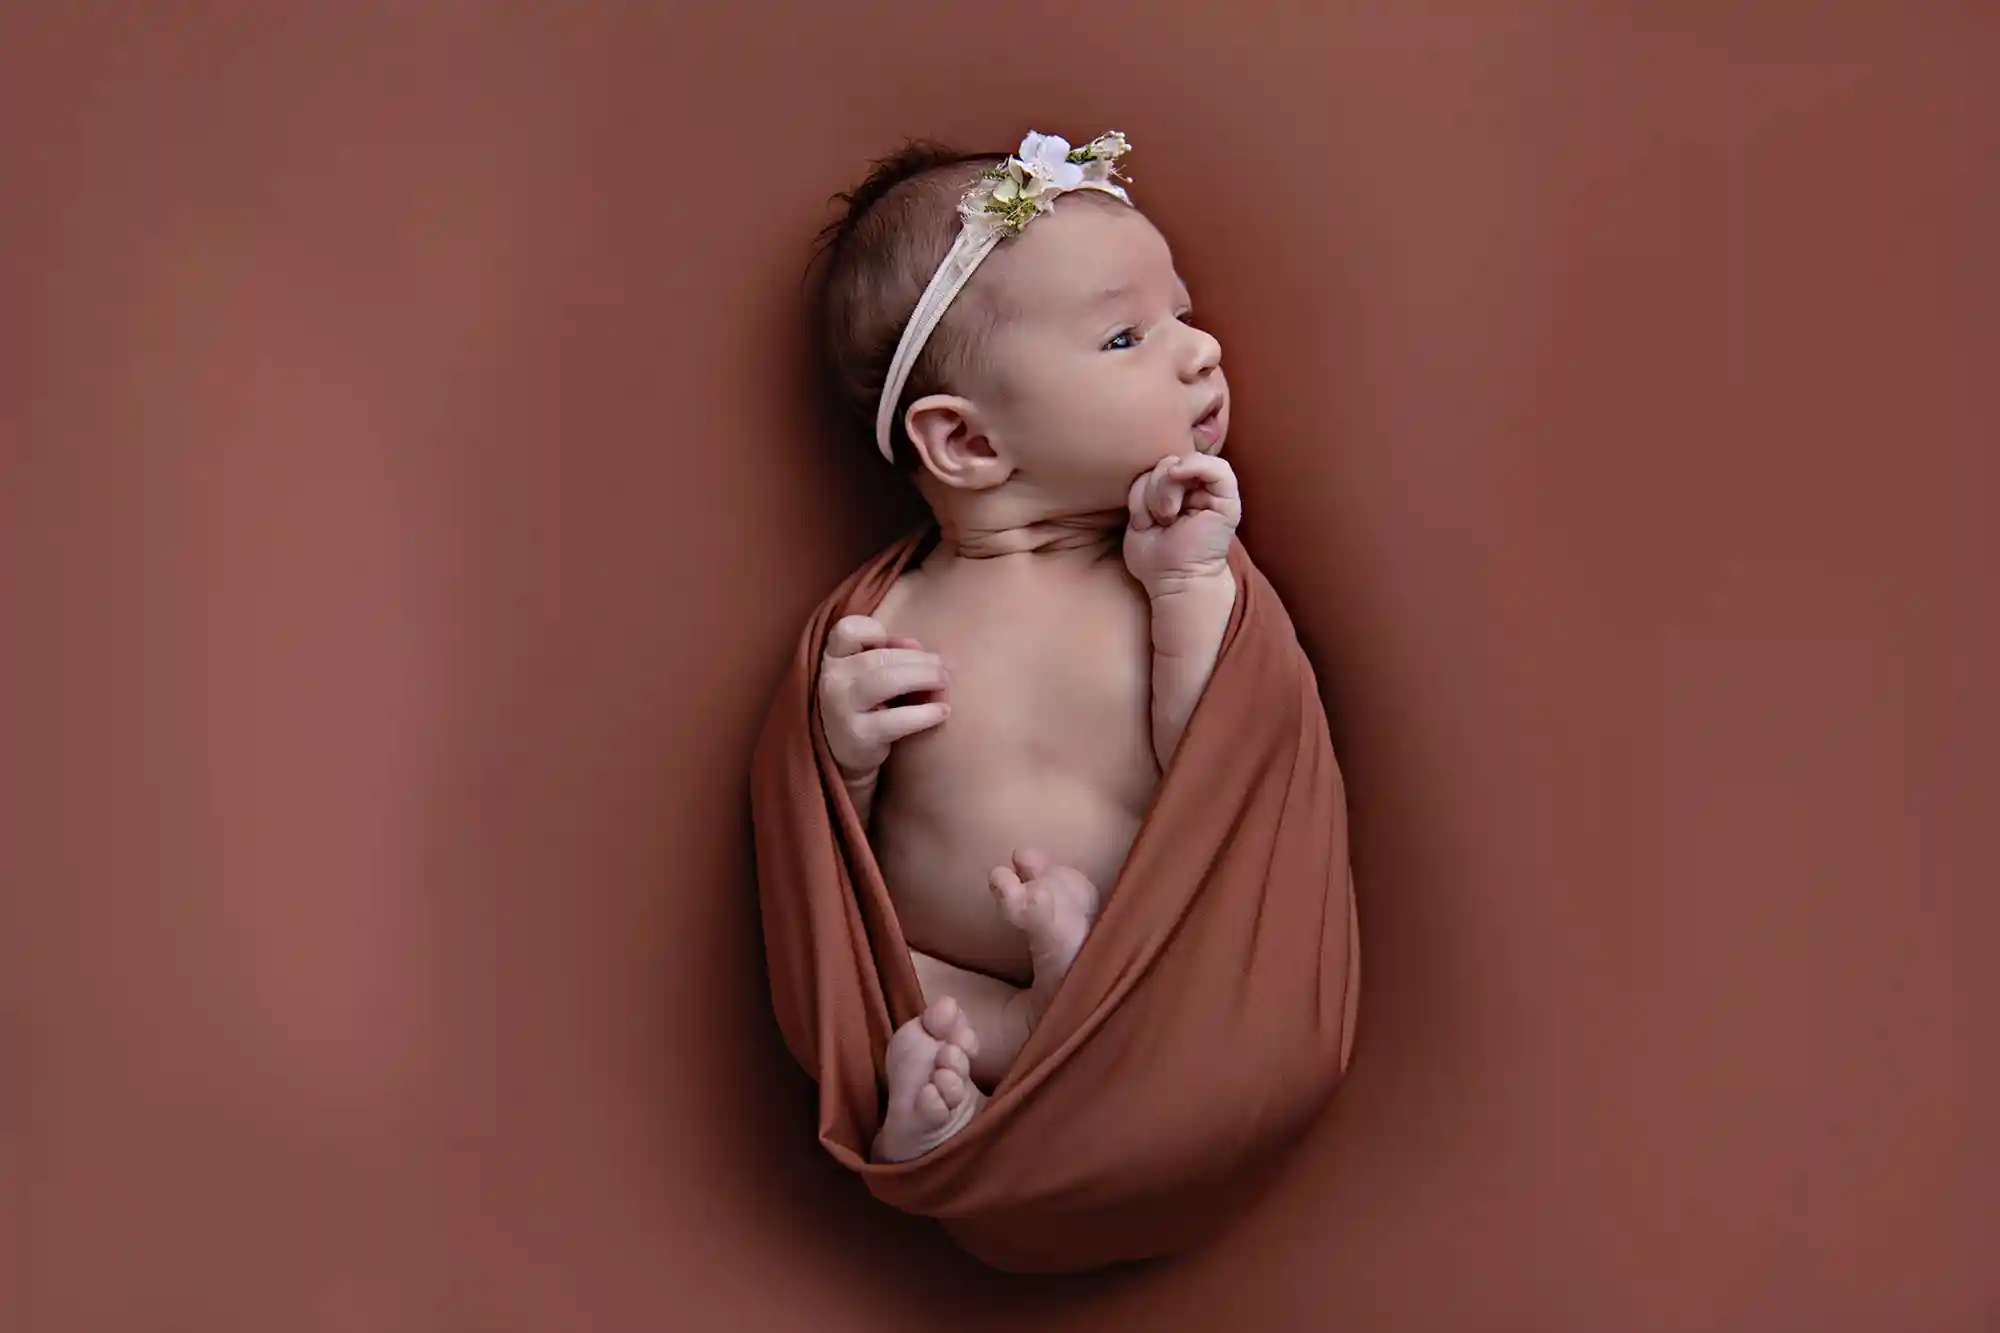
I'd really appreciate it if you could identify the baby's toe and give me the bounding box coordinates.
[990,867,1030,926]
[914,1082,950,1129]
[919,996,960,1040]
[932,1068,969,1110]
[935,1040,970,1078]
[1012,847,1053,879]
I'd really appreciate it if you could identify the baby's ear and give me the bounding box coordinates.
[904,395,1011,490]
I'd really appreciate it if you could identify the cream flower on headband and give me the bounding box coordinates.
[969,129,1133,234]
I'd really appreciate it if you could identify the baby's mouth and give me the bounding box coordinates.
[1191,399,1225,450]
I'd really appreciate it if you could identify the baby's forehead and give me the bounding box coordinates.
[979,201,1185,312]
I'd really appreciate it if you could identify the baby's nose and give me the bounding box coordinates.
[1181,325,1223,378]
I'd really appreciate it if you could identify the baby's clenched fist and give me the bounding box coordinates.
[1122,453,1243,595]
[817,615,951,783]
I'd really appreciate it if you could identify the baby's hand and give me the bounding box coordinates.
[817,615,951,783]
[1121,453,1243,596]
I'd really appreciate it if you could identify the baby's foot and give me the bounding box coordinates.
[989,847,1102,1014]
[872,996,986,1164]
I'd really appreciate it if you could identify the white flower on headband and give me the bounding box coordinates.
[964,128,1134,235]
[1018,132,1085,190]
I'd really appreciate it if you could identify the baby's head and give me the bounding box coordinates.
[813,132,1228,516]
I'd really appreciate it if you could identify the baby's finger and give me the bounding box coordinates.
[858,700,950,747]
[1143,455,1185,524]
[854,653,949,708]
[1168,453,1239,500]
[1181,488,1244,527]
[1126,472,1154,530]
[1181,488,1244,518]
[826,615,890,659]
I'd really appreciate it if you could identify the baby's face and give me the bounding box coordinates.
[972,199,1228,504]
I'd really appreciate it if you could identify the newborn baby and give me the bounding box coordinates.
[811,132,1241,1163]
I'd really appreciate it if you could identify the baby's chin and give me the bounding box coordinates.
[1178,430,1225,459]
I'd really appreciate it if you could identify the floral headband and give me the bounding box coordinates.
[874,129,1134,463]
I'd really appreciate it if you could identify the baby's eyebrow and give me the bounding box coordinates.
[1082,276,1193,309]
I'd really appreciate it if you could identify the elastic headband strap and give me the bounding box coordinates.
[873,224,1004,462]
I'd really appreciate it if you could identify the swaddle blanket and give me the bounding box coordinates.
[751,528,1360,1272]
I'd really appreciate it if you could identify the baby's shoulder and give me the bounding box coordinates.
[868,564,926,633]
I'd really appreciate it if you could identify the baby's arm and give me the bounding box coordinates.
[909,949,1035,1089]
[1123,453,1243,768]
[1146,570,1236,768]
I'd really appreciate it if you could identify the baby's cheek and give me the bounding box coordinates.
[1106,400,1166,451]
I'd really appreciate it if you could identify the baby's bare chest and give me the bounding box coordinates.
[877,563,1154,779]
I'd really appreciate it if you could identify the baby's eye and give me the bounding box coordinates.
[1102,328,1139,351]
[1176,309,1195,325]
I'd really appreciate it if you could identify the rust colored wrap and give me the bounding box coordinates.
[750,527,1361,1272]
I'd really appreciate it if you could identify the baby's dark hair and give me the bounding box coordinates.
[810,140,1007,470]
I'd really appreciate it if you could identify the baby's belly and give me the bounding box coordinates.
[875,766,1151,986]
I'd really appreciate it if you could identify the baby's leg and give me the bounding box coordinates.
[909,949,1035,1088]
[872,997,985,1163]
[989,848,1102,1016]
[896,852,1103,1101]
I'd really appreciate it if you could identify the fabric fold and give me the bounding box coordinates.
[750,528,1359,1273]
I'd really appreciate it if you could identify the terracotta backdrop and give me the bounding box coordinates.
[4,6,1994,1331]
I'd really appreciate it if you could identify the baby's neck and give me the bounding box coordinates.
[925,490,1125,563]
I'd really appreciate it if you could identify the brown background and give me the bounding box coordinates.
[3,5,1995,1331]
